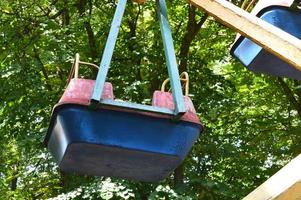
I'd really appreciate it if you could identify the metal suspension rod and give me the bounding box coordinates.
[91,0,127,103]
[156,0,186,115]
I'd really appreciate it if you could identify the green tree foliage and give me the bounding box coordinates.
[1,0,301,199]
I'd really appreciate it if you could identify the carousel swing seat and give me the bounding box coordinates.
[231,0,301,79]
[45,0,203,182]
[46,71,202,182]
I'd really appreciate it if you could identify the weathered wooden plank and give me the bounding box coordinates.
[189,0,301,72]
[243,154,301,200]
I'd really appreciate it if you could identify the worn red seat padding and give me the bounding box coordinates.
[59,79,114,105]
[152,91,200,124]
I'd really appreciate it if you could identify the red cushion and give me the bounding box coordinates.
[152,91,200,124]
[59,79,114,105]
[58,80,200,125]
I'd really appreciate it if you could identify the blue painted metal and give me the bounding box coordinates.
[91,0,185,116]
[99,99,175,115]
[156,0,185,115]
[231,6,301,80]
[46,105,202,182]
[91,0,127,102]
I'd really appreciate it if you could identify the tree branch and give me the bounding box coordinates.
[77,0,98,61]
[178,6,208,72]
[174,8,208,187]
[33,48,53,91]
[277,78,301,118]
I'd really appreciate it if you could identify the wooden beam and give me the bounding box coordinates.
[243,154,301,200]
[189,0,301,72]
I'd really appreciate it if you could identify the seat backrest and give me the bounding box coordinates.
[152,91,201,125]
[59,79,114,105]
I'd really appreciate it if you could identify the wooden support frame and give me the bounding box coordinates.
[189,0,301,72]
[243,154,301,200]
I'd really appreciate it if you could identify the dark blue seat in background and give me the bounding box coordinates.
[231,6,301,79]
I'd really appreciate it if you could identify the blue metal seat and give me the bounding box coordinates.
[46,105,201,181]
[45,0,203,182]
[231,5,301,79]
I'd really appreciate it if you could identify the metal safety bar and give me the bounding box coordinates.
[91,0,185,116]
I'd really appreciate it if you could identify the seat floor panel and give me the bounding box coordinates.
[61,143,180,182]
